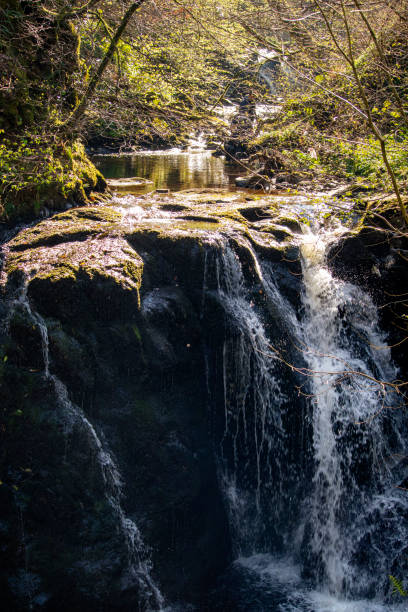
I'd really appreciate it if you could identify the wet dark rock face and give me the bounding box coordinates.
[0,201,304,610]
[327,222,408,372]
[2,196,407,610]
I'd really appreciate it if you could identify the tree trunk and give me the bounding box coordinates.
[65,0,148,126]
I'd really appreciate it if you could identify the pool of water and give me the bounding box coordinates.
[92,148,243,191]
[208,555,406,612]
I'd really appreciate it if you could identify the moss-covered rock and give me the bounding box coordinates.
[8,206,120,251]
[0,1,109,223]
[0,192,308,609]
[0,140,108,223]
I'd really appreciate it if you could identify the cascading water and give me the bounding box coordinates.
[3,282,165,612]
[298,224,408,603]
[210,219,408,610]
[215,240,285,553]
[50,375,165,611]
[209,237,308,559]
[3,185,407,610]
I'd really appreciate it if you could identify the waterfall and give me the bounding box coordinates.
[211,223,408,610]
[3,282,165,611]
[50,376,164,610]
[186,132,207,152]
[299,225,407,600]
[211,238,304,557]
[258,48,279,95]
[3,205,407,610]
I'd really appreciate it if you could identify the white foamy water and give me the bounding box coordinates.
[235,554,406,612]
[214,238,286,554]
[186,131,207,152]
[298,222,406,599]
[214,213,407,609]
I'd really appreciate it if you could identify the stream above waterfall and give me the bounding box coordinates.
[91,106,280,194]
[92,143,243,192]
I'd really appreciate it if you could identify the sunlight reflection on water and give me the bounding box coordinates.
[92,149,242,191]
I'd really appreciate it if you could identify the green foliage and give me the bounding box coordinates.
[389,575,407,597]
[283,93,339,130]
[251,121,308,148]
[0,1,109,220]
[0,136,104,220]
[79,0,256,147]
[0,1,80,132]
[325,134,408,187]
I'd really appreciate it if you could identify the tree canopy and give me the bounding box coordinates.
[1,0,408,220]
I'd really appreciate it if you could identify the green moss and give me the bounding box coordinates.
[122,259,144,307]
[250,121,307,149]
[275,216,302,233]
[0,138,107,222]
[55,206,121,225]
[35,264,78,283]
[245,228,286,253]
[52,206,122,231]
[132,325,142,343]
[68,19,81,72]
[8,206,120,252]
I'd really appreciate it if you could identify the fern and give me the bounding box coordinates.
[389,575,407,597]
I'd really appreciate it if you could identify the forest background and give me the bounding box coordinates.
[1,0,408,223]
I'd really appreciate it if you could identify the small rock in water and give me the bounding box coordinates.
[107,177,154,193]
[156,188,170,194]
[235,176,251,187]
